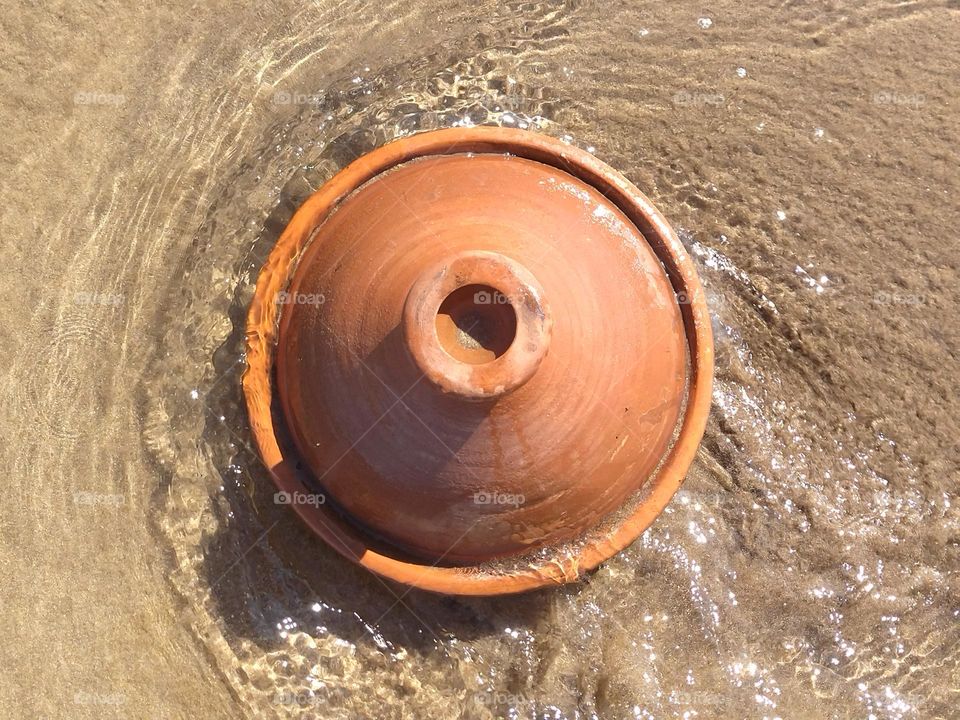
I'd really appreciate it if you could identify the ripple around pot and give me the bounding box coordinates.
[243,126,713,595]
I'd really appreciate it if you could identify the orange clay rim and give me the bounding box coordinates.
[242,126,714,596]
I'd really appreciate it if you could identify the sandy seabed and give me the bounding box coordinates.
[0,1,957,718]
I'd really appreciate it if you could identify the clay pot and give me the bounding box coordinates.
[243,126,713,595]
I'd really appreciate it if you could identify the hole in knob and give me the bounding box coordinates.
[435,284,517,364]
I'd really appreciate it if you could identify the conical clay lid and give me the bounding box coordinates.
[277,152,687,561]
[243,127,713,594]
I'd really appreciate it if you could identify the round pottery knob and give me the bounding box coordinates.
[243,127,713,595]
[401,250,552,401]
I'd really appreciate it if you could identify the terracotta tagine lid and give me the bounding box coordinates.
[243,126,713,595]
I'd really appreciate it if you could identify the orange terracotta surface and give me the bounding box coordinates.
[243,127,713,595]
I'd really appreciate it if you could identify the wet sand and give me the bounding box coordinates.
[1,1,957,718]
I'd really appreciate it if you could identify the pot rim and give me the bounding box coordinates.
[242,126,714,596]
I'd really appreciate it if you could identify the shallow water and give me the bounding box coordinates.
[1,0,958,718]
